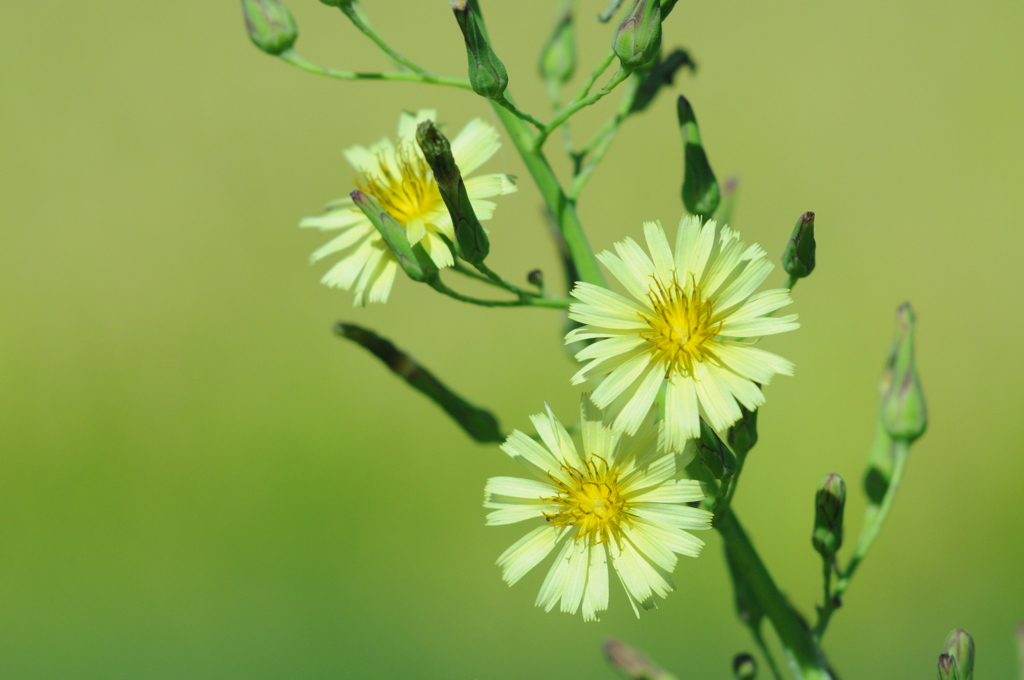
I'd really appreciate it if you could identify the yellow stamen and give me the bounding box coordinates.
[543,457,627,543]
[640,275,721,377]
[355,146,442,226]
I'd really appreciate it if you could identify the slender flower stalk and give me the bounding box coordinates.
[486,396,711,620]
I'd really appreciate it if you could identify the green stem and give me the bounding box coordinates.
[338,1,427,75]
[544,80,576,160]
[472,261,536,300]
[814,439,909,637]
[468,1,605,288]
[494,96,547,130]
[568,77,638,200]
[717,509,833,680]
[428,277,570,308]
[536,66,630,149]
[279,51,471,90]
[785,274,799,290]
[751,626,785,680]
[487,104,606,288]
[820,558,832,616]
[450,261,498,285]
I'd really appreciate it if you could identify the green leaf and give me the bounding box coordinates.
[677,94,720,219]
[334,322,504,443]
[629,48,696,114]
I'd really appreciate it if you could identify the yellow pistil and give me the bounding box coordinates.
[641,275,721,377]
[355,146,442,226]
[544,457,627,543]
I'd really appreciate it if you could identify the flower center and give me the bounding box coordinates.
[355,146,442,226]
[544,457,627,542]
[641,276,721,376]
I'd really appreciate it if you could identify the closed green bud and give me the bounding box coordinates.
[452,0,508,100]
[415,121,458,187]
[697,420,736,480]
[727,403,758,460]
[416,121,490,264]
[241,0,298,56]
[881,303,928,444]
[812,474,846,559]
[942,629,975,680]
[603,639,676,680]
[539,6,576,84]
[783,211,816,279]
[613,0,662,71]
[713,176,739,227]
[733,653,757,680]
[937,654,957,680]
[677,95,720,219]
[351,191,433,283]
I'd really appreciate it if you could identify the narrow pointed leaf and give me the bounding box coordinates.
[629,48,696,114]
[334,322,503,443]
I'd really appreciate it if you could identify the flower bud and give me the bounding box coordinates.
[612,0,662,72]
[416,121,490,264]
[241,0,298,56]
[697,420,736,480]
[677,95,720,219]
[527,269,544,289]
[941,629,974,680]
[881,303,927,444]
[937,653,957,680]
[727,403,758,460]
[539,6,576,84]
[603,639,674,680]
[812,474,846,559]
[782,211,816,279]
[713,176,739,227]
[452,0,508,100]
[733,653,757,680]
[351,191,433,283]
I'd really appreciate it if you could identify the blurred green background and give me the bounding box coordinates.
[2,1,1022,678]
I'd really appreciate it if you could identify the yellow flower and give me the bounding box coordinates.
[301,109,516,305]
[486,396,710,620]
[566,216,798,451]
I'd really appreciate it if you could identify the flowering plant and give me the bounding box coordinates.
[240,1,970,677]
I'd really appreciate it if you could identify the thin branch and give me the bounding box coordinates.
[279,51,472,90]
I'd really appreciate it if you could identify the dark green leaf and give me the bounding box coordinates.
[334,322,504,443]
